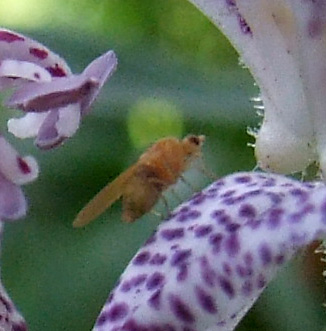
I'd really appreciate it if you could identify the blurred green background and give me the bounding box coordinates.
[0,0,325,330]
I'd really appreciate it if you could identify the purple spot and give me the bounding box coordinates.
[217,321,226,327]
[133,251,151,265]
[148,289,162,310]
[266,192,283,204]
[239,204,256,218]
[275,254,285,265]
[290,232,306,244]
[267,208,283,229]
[177,264,188,282]
[29,47,48,59]
[221,198,236,206]
[191,193,206,205]
[171,249,192,266]
[207,187,218,194]
[218,276,235,298]
[161,228,184,240]
[120,281,131,292]
[211,209,225,218]
[122,319,147,331]
[290,188,308,198]
[150,253,167,265]
[34,72,40,79]
[244,252,253,265]
[220,190,236,198]
[214,179,225,187]
[179,206,190,213]
[46,64,67,77]
[222,262,232,276]
[241,280,253,296]
[17,157,31,174]
[188,210,201,219]
[225,223,240,232]
[304,182,317,189]
[247,219,262,229]
[290,204,314,223]
[209,233,223,254]
[106,293,114,304]
[13,324,28,331]
[226,0,236,6]
[235,175,251,183]
[200,257,216,287]
[130,274,147,287]
[308,18,322,38]
[195,225,213,237]
[262,178,276,187]
[107,302,129,321]
[257,274,266,289]
[238,14,252,34]
[146,272,165,290]
[225,233,240,257]
[195,285,217,314]
[259,243,272,266]
[0,31,24,42]
[169,294,195,323]
[0,296,12,313]
[144,233,157,246]
[244,189,262,197]
[236,265,247,278]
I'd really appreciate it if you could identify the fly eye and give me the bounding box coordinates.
[188,135,200,145]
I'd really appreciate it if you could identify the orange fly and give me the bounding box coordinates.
[73,134,205,227]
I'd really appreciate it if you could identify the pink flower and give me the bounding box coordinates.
[0,28,117,149]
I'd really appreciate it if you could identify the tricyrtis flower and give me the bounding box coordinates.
[188,0,326,175]
[0,264,28,331]
[0,135,37,329]
[94,172,326,331]
[0,135,38,221]
[0,28,117,149]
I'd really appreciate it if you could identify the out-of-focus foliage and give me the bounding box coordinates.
[0,1,325,330]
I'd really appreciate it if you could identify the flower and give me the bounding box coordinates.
[0,28,118,149]
[0,134,38,330]
[93,172,326,331]
[187,0,326,175]
[0,134,38,221]
[0,252,28,331]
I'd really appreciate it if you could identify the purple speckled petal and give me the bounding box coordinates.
[93,172,326,331]
[0,135,38,185]
[0,272,27,330]
[0,28,117,149]
[0,28,71,91]
[6,50,117,114]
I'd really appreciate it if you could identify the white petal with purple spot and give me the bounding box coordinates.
[93,172,326,331]
[0,59,52,83]
[0,136,38,185]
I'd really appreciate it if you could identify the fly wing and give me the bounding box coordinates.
[73,165,136,228]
